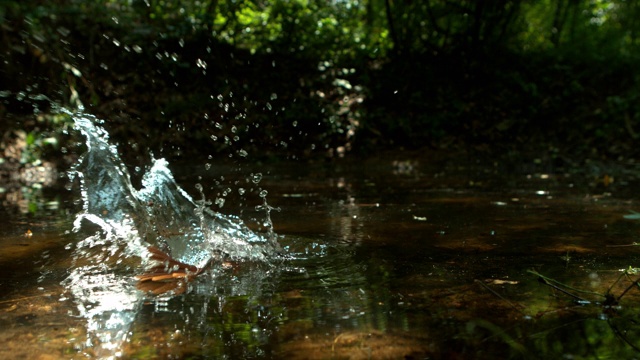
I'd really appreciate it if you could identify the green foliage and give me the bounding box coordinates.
[3,0,640,159]
[19,113,73,165]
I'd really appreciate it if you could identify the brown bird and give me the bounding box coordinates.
[136,246,211,295]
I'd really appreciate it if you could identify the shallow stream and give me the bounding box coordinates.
[2,123,640,358]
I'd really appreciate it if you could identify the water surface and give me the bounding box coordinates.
[2,153,640,359]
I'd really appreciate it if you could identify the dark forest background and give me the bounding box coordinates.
[1,0,640,166]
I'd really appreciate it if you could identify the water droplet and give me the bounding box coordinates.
[259,190,268,198]
[196,58,207,69]
[251,173,262,184]
[238,149,248,157]
[205,163,211,170]
[238,188,246,195]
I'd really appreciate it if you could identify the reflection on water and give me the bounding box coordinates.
[4,129,640,357]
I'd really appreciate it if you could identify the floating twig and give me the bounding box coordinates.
[474,279,527,316]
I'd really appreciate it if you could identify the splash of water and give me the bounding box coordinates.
[69,113,278,264]
[63,111,280,357]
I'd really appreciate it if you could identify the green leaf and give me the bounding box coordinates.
[623,211,640,220]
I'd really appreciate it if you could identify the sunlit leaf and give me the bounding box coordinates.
[623,211,640,220]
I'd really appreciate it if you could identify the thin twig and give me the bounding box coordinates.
[609,319,640,352]
[536,276,591,303]
[607,270,627,297]
[617,275,640,303]
[474,279,527,316]
[528,270,605,299]
[0,294,49,305]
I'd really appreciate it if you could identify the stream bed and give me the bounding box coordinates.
[2,142,640,359]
